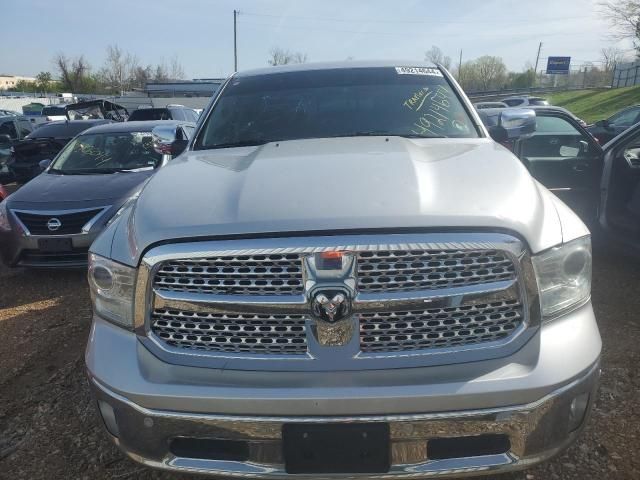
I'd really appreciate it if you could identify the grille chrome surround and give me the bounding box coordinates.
[135,233,539,372]
[151,309,307,354]
[359,300,523,353]
[153,254,304,296]
[357,249,516,293]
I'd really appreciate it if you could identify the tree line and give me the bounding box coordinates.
[6,44,185,95]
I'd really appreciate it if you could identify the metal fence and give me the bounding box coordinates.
[612,61,640,88]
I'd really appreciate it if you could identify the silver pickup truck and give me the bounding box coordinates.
[85,61,601,478]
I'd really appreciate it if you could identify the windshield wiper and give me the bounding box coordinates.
[207,139,269,149]
[50,167,138,175]
[325,131,447,139]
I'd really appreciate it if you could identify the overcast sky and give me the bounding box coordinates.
[1,0,633,78]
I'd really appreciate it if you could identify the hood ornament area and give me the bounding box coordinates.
[305,251,357,347]
[312,291,350,323]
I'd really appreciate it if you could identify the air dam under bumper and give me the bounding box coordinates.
[86,302,601,478]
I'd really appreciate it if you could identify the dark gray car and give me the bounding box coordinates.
[0,120,193,267]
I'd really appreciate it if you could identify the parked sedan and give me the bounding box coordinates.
[587,105,640,144]
[6,119,111,183]
[0,120,194,268]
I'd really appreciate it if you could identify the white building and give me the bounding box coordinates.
[0,75,37,90]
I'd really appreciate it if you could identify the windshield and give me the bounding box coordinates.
[129,108,172,121]
[196,66,478,149]
[42,106,66,116]
[49,131,161,174]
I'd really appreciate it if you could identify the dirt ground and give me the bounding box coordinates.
[0,248,638,480]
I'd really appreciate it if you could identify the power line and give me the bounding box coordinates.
[241,11,594,26]
[238,19,601,39]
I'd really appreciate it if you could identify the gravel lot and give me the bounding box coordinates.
[0,247,638,480]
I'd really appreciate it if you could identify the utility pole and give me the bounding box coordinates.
[458,50,463,74]
[533,42,542,87]
[233,10,238,72]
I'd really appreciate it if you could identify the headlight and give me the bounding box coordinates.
[532,236,592,320]
[0,202,11,231]
[88,253,136,328]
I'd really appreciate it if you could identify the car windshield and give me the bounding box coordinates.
[42,106,66,116]
[528,98,549,106]
[129,108,172,121]
[195,66,479,149]
[49,131,161,174]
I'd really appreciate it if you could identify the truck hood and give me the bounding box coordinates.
[117,137,563,264]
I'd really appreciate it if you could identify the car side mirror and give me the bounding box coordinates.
[152,124,189,162]
[0,134,11,146]
[489,108,536,142]
[39,159,52,171]
[488,126,508,143]
[595,119,611,129]
[578,140,589,155]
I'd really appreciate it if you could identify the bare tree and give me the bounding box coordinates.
[54,53,90,92]
[168,55,185,80]
[475,56,507,91]
[424,46,452,70]
[601,46,626,71]
[99,45,138,94]
[153,63,169,82]
[457,61,479,91]
[268,47,308,66]
[600,1,640,53]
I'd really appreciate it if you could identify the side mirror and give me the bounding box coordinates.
[578,140,589,155]
[0,134,11,146]
[499,108,536,138]
[595,119,611,129]
[488,125,508,143]
[39,159,52,171]
[489,108,536,143]
[152,124,189,159]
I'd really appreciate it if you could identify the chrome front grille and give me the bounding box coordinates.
[151,309,308,354]
[357,249,516,293]
[359,300,523,353]
[138,234,536,371]
[153,254,304,295]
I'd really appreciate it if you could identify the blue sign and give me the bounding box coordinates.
[546,57,571,75]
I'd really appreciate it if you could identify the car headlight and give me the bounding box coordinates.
[532,236,592,320]
[0,202,11,231]
[88,253,136,329]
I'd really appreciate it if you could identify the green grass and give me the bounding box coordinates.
[546,85,640,123]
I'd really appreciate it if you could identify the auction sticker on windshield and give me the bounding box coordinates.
[395,66,443,76]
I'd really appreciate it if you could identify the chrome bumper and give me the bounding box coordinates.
[89,361,599,479]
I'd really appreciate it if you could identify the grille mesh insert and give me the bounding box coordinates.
[151,309,308,354]
[153,254,305,296]
[359,300,523,353]
[357,249,516,293]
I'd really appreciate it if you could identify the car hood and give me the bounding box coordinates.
[115,137,564,264]
[8,170,153,208]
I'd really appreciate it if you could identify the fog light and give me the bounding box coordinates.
[98,400,120,438]
[568,392,590,432]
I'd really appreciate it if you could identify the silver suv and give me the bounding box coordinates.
[85,61,600,478]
